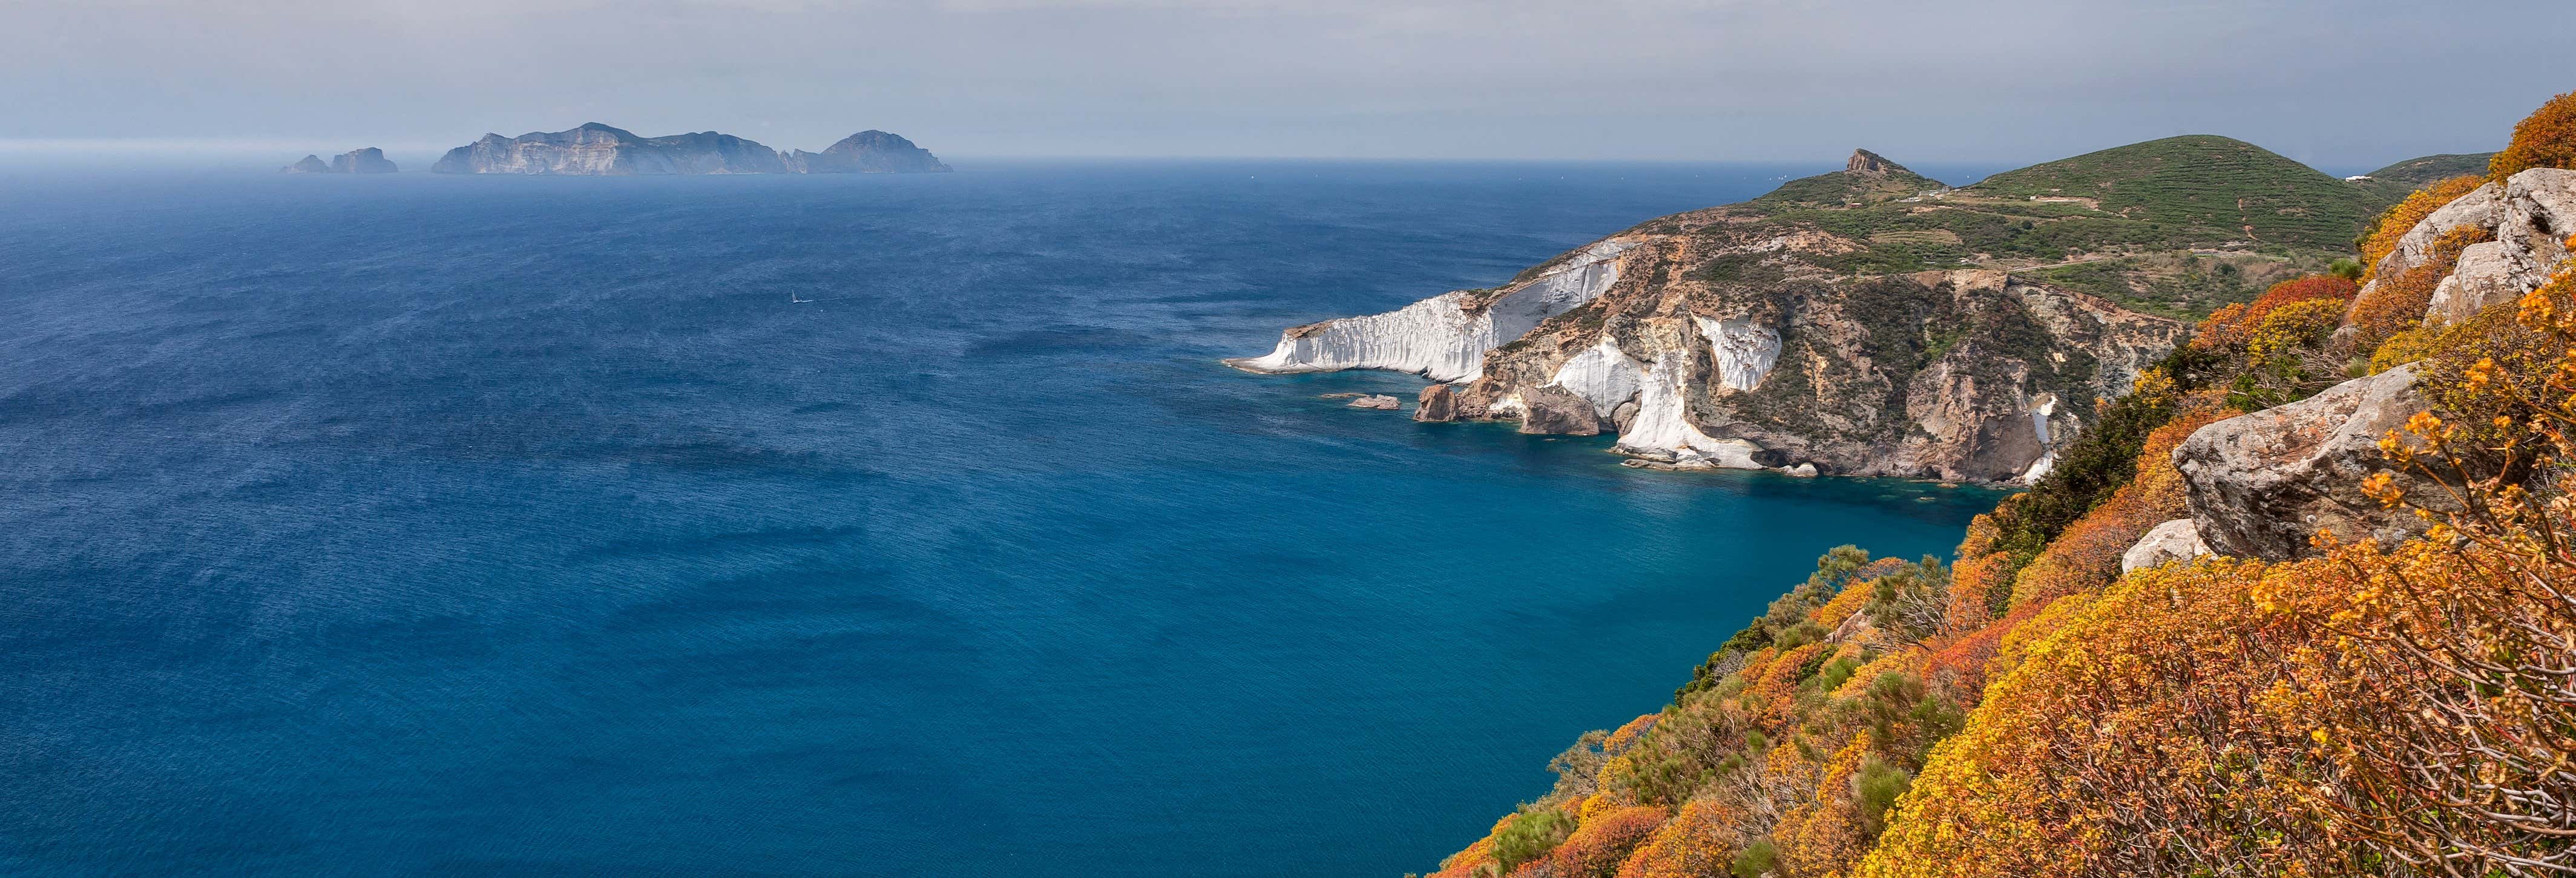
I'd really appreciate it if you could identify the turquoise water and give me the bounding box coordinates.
[0,162,1999,876]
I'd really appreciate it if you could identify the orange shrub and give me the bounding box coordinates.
[1616,798,1741,878]
[1533,806,1668,878]
[2189,274,2358,352]
[2489,90,2576,181]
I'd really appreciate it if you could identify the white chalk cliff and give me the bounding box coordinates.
[1226,241,1633,382]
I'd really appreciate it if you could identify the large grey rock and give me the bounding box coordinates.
[2368,182,2503,283]
[1516,384,1603,436]
[281,154,330,173]
[330,147,397,174]
[2175,364,2439,560]
[2121,519,2211,572]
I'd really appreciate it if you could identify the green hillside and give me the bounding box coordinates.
[2353,151,2496,201]
[1962,135,2377,251]
[1693,137,2373,317]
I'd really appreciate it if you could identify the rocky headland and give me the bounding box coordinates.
[1232,139,2400,482]
[429,124,951,175]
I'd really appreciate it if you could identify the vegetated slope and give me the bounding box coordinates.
[1408,93,2576,878]
[1711,137,2375,317]
[2354,151,2498,201]
[1962,135,2377,250]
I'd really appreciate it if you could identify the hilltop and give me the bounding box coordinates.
[2350,151,2497,201]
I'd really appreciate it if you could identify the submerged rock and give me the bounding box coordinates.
[2174,364,2439,560]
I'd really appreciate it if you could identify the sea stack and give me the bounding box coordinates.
[281,155,332,174]
[331,148,398,174]
[780,131,953,174]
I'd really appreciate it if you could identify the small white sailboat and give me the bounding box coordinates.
[789,291,812,303]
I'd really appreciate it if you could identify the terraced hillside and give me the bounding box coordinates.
[1618,137,2385,317]
[2353,151,2497,201]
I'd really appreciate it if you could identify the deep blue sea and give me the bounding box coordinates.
[0,161,2000,877]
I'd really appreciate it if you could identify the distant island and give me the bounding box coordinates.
[282,148,396,174]
[427,123,951,175]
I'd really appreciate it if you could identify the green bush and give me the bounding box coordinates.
[1491,808,1576,875]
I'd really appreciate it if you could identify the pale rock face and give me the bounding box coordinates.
[1694,317,1781,392]
[2371,182,2503,282]
[2121,519,2212,572]
[1545,339,1643,419]
[2417,169,2576,326]
[1227,241,1632,381]
[1615,351,1764,470]
[2175,364,2443,560]
[2016,393,2061,483]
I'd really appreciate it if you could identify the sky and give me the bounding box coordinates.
[5,0,2572,168]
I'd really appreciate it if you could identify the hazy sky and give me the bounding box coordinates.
[6,0,2571,168]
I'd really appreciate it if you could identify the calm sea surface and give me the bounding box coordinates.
[0,160,2000,876]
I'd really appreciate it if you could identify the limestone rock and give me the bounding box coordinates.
[330,147,397,174]
[2120,519,2211,572]
[2174,364,2439,560]
[1346,394,1402,410]
[281,155,330,173]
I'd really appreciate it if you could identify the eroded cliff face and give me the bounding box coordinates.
[1232,154,2186,481]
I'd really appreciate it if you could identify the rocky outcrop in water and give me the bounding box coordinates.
[1234,151,2187,480]
[431,124,953,176]
[781,131,952,174]
[281,155,331,173]
[2173,364,2439,560]
[331,148,398,174]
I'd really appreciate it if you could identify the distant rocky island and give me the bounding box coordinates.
[282,148,396,174]
[427,123,951,175]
